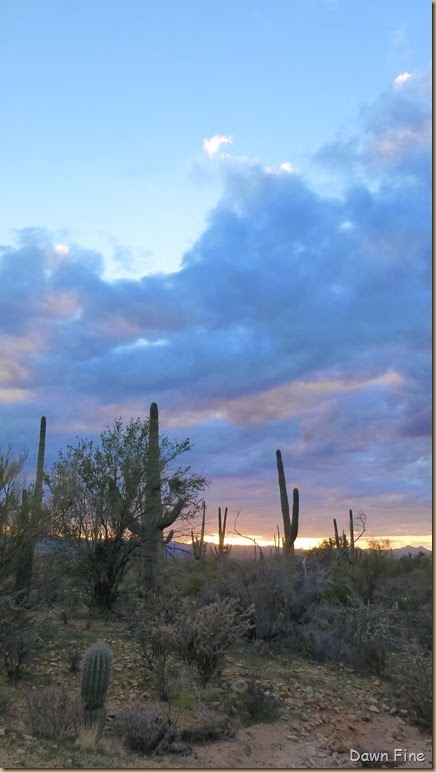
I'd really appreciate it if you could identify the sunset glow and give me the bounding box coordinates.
[0,2,430,550]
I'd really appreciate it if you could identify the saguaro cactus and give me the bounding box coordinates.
[210,506,232,557]
[191,500,207,560]
[129,402,187,590]
[15,416,46,603]
[349,508,355,558]
[81,643,113,732]
[332,514,352,555]
[276,450,299,563]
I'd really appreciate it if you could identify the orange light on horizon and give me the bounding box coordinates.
[180,533,432,551]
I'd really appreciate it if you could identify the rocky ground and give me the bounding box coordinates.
[0,617,432,768]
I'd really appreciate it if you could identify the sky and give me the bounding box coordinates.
[0,0,432,549]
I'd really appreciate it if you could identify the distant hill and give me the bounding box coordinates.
[389,545,432,558]
[34,537,431,561]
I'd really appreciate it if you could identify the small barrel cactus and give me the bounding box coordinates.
[81,642,113,732]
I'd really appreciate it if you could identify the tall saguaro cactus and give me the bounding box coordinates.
[276,450,299,564]
[15,416,46,603]
[129,402,187,591]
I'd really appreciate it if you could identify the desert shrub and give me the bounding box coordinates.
[25,685,83,738]
[164,665,203,715]
[179,558,218,598]
[374,566,432,612]
[130,593,253,691]
[0,669,13,713]
[236,677,281,723]
[291,622,345,663]
[113,702,176,753]
[194,558,295,641]
[0,601,44,678]
[283,600,395,675]
[339,602,394,675]
[128,591,180,699]
[67,643,81,673]
[374,568,432,652]
[31,544,78,606]
[387,647,432,729]
[171,597,254,685]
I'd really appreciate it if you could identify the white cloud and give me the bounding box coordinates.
[393,72,412,86]
[202,134,233,156]
[265,161,294,175]
[53,243,70,255]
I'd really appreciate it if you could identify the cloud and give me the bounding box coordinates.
[314,74,431,184]
[202,134,233,157]
[393,71,412,86]
[53,243,70,256]
[265,161,294,175]
[0,74,431,540]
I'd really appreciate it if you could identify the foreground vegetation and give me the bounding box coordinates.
[0,544,432,766]
[0,407,431,767]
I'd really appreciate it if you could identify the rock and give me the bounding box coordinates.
[286,734,299,741]
[368,704,380,713]
[399,709,408,716]
[331,741,348,754]
[23,734,34,741]
[389,706,398,715]
[381,703,390,711]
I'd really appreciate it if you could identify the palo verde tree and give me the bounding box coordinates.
[46,406,208,606]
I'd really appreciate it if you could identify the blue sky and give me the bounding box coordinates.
[0,1,431,547]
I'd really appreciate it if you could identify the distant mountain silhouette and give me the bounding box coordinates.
[34,537,431,560]
[167,541,431,560]
[389,545,432,558]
